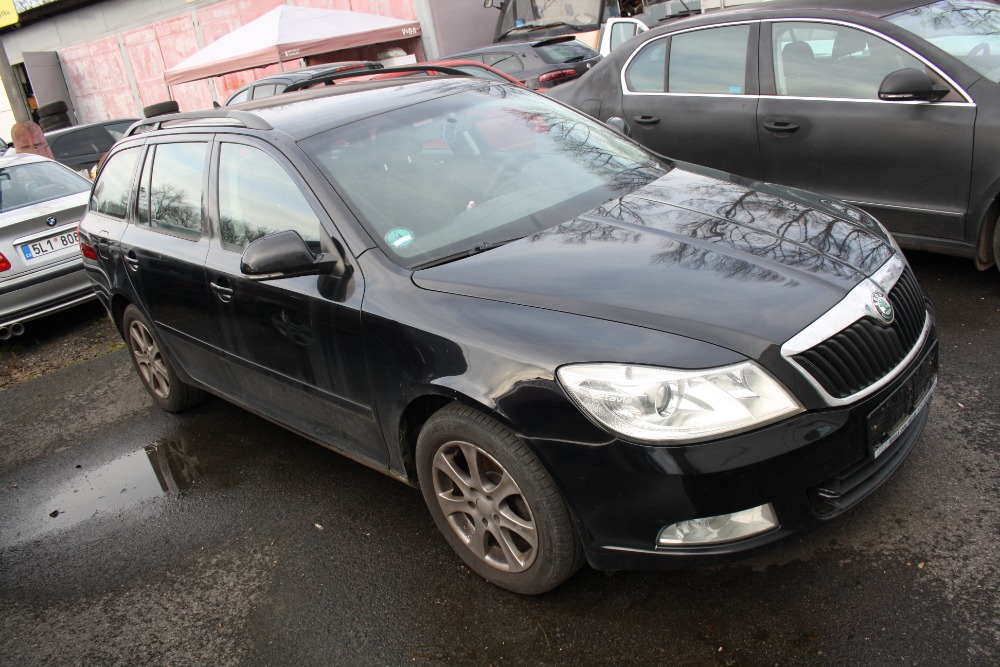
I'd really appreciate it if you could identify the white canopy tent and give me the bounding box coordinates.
[163,6,421,86]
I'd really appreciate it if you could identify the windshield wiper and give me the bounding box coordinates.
[499,21,579,40]
[413,238,520,270]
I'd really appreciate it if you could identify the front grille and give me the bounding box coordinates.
[793,268,926,399]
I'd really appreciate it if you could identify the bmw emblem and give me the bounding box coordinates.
[46,216,57,226]
[872,292,894,324]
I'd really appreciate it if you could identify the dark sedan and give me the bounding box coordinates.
[79,77,935,594]
[45,119,138,174]
[550,0,1000,271]
[444,36,602,88]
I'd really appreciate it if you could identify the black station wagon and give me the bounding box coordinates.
[79,76,937,594]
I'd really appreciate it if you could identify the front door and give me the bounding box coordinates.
[757,20,976,241]
[204,139,385,466]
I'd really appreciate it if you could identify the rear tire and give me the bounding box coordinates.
[416,403,583,594]
[122,305,204,413]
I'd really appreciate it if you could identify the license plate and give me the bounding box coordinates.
[19,230,80,261]
[867,344,938,458]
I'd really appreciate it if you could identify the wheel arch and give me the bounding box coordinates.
[974,184,1000,270]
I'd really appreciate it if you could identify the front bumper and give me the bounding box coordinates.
[527,334,938,571]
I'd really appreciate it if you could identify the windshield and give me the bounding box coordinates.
[497,0,606,39]
[887,0,1000,82]
[301,84,668,269]
[0,161,91,214]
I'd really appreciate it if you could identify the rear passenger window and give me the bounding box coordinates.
[669,25,750,94]
[90,147,140,219]
[135,143,207,240]
[252,84,279,100]
[625,39,666,92]
[484,52,524,74]
[217,143,322,252]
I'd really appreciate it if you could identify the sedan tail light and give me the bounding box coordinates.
[0,251,10,272]
[78,223,98,261]
[538,69,578,85]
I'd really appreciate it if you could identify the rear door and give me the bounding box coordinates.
[204,138,385,465]
[757,20,976,240]
[619,22,763,179]
[118,138,220,375]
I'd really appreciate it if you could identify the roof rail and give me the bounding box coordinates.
[125,109,272,137]
[284,65,474,92]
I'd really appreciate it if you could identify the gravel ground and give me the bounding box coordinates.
[0,300,123,391]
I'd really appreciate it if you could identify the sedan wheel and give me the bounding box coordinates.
[417,404,583,594]
[122,304,204,413]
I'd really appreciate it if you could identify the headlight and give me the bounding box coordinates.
[556,362,803,444]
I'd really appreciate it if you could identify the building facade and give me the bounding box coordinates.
[0,0,496,138]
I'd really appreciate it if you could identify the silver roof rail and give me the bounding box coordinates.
[125,110,272,137]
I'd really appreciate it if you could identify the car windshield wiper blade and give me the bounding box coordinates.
[413,238,520,270]
[499,21,578,40]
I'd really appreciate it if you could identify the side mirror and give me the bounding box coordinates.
[878,68,949,103]
[605,116,630,136]
[483,0,498,8]
[241,230,345,280]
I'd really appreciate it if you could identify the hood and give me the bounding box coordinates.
[412,167,896,358]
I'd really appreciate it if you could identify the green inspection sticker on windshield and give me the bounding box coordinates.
[385,228,414,249]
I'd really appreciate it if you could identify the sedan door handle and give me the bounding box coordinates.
[124,251,139,272]
[762,120,800,133]
[633,115,660,126]
[210,279,234,303]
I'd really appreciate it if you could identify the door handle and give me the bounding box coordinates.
[633,115,660,126]
[210,279,234,303]
[124,251,139,272]
[762,120,800,133]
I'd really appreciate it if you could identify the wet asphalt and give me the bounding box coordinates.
[0,251,997,666]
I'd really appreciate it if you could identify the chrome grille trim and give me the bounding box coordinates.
[781,256,930,407]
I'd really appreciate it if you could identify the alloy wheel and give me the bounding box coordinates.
[128,320,170,399]
[431,439,538,572]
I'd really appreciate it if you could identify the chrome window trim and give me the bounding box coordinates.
[781,255,931,407]
[621,17,975,105]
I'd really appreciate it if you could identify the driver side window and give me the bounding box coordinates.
[217,143,322,253]
[772,22,927,99]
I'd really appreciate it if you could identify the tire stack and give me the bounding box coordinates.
[36,101,73,131]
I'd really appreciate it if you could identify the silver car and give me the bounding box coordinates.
[0,153,94,340]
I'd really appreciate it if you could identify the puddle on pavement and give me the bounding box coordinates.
[3,439,200,546]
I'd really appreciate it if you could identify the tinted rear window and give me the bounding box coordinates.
[0,161,91,213]
[536,40,599,64]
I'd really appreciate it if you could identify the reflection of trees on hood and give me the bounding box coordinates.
[662,177,892,276]
[528,218,643,246]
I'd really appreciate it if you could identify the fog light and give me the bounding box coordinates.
[657,504,778,546]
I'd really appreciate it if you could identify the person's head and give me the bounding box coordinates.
[11,121,54,159]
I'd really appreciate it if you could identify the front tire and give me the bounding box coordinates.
[122,305,204,413]
[416,404,583,594]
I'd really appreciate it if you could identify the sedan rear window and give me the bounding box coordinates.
[0,161,91,213]
[536,40,599,64]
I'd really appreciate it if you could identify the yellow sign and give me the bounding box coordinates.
[0,0,18,29]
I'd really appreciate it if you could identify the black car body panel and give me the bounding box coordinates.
[549,0,1000,269]
[79,78,936,588]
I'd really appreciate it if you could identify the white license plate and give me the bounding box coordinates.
[19,230,79,261]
